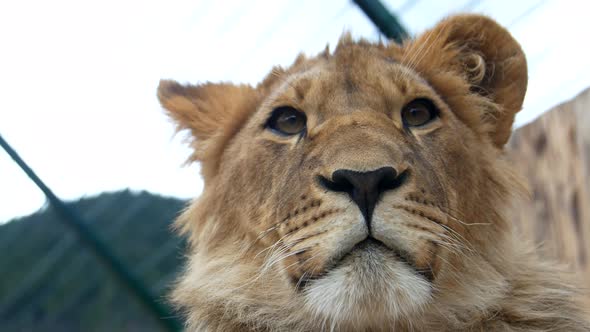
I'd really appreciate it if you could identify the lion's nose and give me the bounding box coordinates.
[318,167,406,229]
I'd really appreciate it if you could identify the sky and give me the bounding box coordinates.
[2,0,590,222]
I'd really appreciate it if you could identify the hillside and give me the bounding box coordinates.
[0,190,187,332]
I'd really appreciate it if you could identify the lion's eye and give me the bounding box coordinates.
[401,99,438,127]
[266,106,307,136]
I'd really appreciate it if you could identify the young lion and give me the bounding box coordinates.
[158,15,590,331]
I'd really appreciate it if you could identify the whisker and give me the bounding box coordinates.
[274,249,322,281]
[296,271,310,289]
[401,27,436,75]
[441,209,492,227]
[268,247,309,271]
[431,237,469,255]
[433,221,476,253]
[261,230,321,273]
[393,204,475,251]
[407,24,446,73]
[255,226,304,261]
[242,224,279,254]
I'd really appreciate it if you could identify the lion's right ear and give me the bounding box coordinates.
[401,15,527,148]
[157,80,259,178]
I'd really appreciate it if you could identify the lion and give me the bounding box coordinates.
[157,14,590,331]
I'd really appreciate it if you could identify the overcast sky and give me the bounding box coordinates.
[2,0,590,222]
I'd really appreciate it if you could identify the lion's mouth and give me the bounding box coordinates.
[295,237,433,290]
[329,237,420,274]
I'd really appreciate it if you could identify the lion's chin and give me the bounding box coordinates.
[302,239,432,325]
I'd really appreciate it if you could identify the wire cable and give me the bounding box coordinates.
[353,0,408,43]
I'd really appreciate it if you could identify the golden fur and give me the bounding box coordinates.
[158,15,590,331]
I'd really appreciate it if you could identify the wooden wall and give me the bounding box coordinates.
[508,88,590,298]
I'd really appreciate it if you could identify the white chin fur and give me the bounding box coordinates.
[302,245,432,328]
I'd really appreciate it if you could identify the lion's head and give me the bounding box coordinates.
[158,14,588,331]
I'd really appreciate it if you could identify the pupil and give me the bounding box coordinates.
[412,108,425,120]
[280,113,300,132]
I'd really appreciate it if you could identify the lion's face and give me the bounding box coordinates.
[159,14,528,330]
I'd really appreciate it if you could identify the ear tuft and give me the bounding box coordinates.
[462,52,487,87]
[157,80,198,119]
[158,79,186,98]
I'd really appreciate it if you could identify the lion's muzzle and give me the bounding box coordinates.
[317,167,408,229]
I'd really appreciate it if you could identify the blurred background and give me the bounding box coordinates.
[1,0,589,331]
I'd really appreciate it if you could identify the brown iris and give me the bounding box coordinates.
[401,99,438,127]
[266,106,307,136]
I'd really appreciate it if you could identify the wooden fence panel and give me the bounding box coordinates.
[508,88,590,302]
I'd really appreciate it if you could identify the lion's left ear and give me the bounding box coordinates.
[403,15,527,147]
